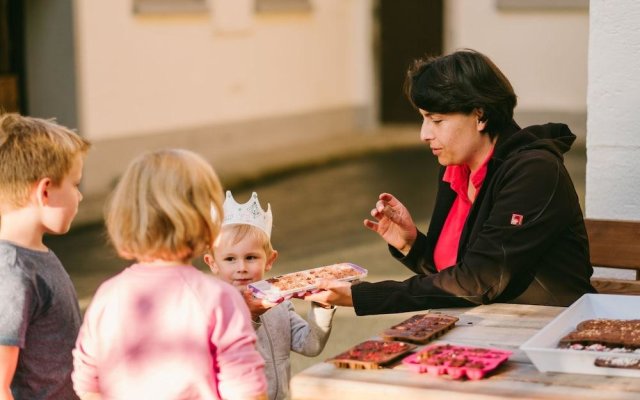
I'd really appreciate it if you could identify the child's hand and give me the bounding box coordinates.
[242,290,277,321]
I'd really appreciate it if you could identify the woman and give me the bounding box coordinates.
[307,49,595,314]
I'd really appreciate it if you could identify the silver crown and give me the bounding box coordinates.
[218,191,273,237]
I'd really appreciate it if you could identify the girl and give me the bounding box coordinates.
[72,149,267,400]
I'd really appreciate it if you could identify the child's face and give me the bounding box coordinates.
[204,230,277,291]
[40,154,84,234]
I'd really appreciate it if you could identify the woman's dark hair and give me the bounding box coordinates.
[404,49,517,138]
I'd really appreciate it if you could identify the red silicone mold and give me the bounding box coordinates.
[402,344,512,380]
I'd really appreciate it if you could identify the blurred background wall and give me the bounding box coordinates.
[444,0,588,116]
[2,0,591,224]
[586,0,640,220]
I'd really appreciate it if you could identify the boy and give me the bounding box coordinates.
[204,191,335,400]
[0,113,90,400]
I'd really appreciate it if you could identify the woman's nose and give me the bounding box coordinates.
[420,120,433,142]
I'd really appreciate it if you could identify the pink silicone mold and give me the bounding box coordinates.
[402,344,512,380]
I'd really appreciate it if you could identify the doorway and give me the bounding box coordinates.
[0,0,26,113]
[378,0,443,123]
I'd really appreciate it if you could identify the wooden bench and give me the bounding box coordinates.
[585,218,640,295]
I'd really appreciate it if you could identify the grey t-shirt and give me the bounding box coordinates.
[0,240,81,400]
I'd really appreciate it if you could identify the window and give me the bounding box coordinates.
[133,0,312,15]
[256,0,312,13]
[133,0,207,15]
[496,0,588,11]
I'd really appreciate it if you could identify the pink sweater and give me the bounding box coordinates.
[72,263,266,399]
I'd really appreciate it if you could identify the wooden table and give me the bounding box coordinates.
[291,303,640,399]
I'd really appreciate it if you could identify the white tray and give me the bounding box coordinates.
[521,293,640,377]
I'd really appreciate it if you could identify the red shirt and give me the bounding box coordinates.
[433,149,494,271]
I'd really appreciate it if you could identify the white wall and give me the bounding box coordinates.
[444,0,588,114]
[586,0,640,220]
[73,0,374,140]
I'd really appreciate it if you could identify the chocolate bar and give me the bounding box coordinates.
[559,319,640,350]
[248,262,367,302]
[595,356,640,369]
[326,340,417,370]
[381,313,459,344]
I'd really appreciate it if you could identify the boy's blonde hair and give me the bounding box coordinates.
[0,113,91,208]
[215,223,275,258]
[106,149,224,262]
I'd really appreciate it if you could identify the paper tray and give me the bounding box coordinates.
[520,293,640,377]
[248,262,367,302]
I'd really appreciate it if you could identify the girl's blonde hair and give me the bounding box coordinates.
[106,149,224,262]
[215,224,275,258]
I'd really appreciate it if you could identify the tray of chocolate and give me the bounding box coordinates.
[381,313,459,344]
[558,319,640,352]
[248,262,367,302]
[327,340,417,370]
[402,344,512,380]
[521,294,640,377]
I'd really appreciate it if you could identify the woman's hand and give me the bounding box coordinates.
[363,193,417,255]
[303,279,354,307]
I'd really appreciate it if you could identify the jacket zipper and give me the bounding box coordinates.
[262,316,279,399]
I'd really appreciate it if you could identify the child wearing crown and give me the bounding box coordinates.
[204,191,336,400]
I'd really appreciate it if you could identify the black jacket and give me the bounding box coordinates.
[352,122,595,315]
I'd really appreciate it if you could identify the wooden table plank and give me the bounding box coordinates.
[291,303,640,400]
